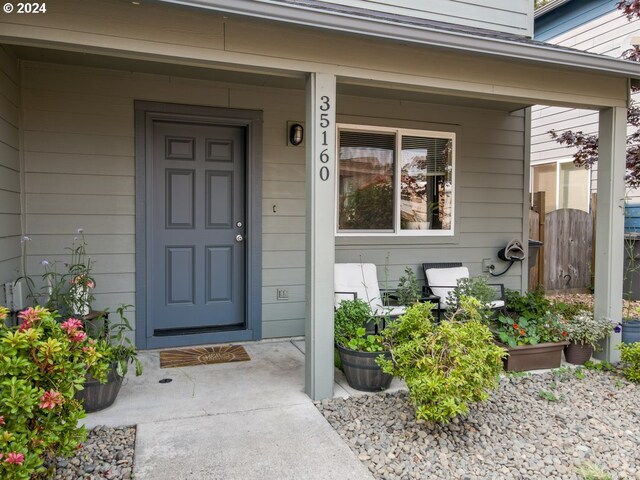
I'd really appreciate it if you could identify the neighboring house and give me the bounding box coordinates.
[531,0,640,214]
[0,0,636,399]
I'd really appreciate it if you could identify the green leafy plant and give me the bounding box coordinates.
[583,360,615,372]
[574,367,586,380]
[396,267,421,306]
[93,305,143,377]
[505,289,552,319]
[619,341,640,382]
[334,299,382,352]
[495,311,567,347]
[446,276,496,317]
[563,311,614,350]
[379,300,505,423]
[0,305,107,480]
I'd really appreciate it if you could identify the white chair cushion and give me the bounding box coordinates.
[489,300,505,309]
[425,266,469,308]
[334,263,384,313]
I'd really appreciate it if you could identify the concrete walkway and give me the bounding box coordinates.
[84,340,375,480]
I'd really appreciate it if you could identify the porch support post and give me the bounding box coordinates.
[594,106,627,362]
[305,72,336,400]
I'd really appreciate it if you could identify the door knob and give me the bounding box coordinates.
[236,235,244,242]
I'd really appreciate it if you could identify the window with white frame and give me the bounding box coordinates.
[337,125,455,235]
[531,160,591,215]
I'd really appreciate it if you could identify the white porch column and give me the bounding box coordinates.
[305,72,336,400]
[594,106,627,362]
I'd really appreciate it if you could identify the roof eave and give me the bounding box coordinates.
[158,0,640,81]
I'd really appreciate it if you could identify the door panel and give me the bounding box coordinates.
[149,121,246,334]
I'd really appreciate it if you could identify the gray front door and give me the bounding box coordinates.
[149,120,246,335]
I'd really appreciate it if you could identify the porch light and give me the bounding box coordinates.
[289,123,304,146]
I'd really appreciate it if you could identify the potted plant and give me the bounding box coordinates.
[334,299,392,391]
[19,230,101,330]
[562,311,615,365]
[76,304,143,412]
[494,290,569,371]
[395,267,422,306]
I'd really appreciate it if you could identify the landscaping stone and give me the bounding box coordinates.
[317,370,640,479]
[53,426,136,480]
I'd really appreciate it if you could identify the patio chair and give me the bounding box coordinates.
[422,262,505,318]
[334,263,406,331]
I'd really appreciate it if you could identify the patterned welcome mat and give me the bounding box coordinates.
[159,345,250,368]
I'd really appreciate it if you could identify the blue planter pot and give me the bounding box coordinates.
[622,319,640,344]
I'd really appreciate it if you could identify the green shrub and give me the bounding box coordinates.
[379,303,505,423]
[505,289,551,319]
[0,306,106,479]
[619,342,640,383]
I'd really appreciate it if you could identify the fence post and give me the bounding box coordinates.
[532,192,545,291]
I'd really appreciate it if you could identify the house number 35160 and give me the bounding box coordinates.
[318,95,331,182]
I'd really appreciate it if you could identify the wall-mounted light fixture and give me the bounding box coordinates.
[288,122,304,146]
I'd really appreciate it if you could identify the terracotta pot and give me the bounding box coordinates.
[564,341,593,365]
[497,341,569,372]
[337,345,392,392]
[76,363,123,413]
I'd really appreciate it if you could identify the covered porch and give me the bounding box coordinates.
[0,0,633,401]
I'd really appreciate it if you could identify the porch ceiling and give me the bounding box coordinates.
[12,46,532,112]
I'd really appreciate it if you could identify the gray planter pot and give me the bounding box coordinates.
[622,318,640,344]
[337,345,392,392]
[76,363,123,413]
[564,341,593,365]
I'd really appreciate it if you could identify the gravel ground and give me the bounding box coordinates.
[547,293,640,314]
[53,426,136,480]
[317,369,640,480]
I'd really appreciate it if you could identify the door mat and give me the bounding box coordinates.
[159,345,250,368]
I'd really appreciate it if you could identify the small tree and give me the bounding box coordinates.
[549,2,640,188]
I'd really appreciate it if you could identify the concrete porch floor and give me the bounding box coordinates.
[84,339,380,480]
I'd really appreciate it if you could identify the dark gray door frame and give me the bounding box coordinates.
[134,101,262,349]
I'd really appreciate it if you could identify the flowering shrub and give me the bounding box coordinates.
[0,305,107,479]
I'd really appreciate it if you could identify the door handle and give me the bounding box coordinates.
[235,235,244,242]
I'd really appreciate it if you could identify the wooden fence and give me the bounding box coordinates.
[529,192,594,293]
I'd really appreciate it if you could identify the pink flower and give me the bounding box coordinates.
[5,452,24,465]
[39,390,63,410]
[0,415,4,425]
[18,307,43,323]
[87,280,95,289]
[0,307,8,322]
[61,318,84,333]
[71,331,87,343]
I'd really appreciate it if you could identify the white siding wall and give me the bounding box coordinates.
[21,60,526,340]
[0,45,21,302]
[316,0,533,37]
[531,9,639,197]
